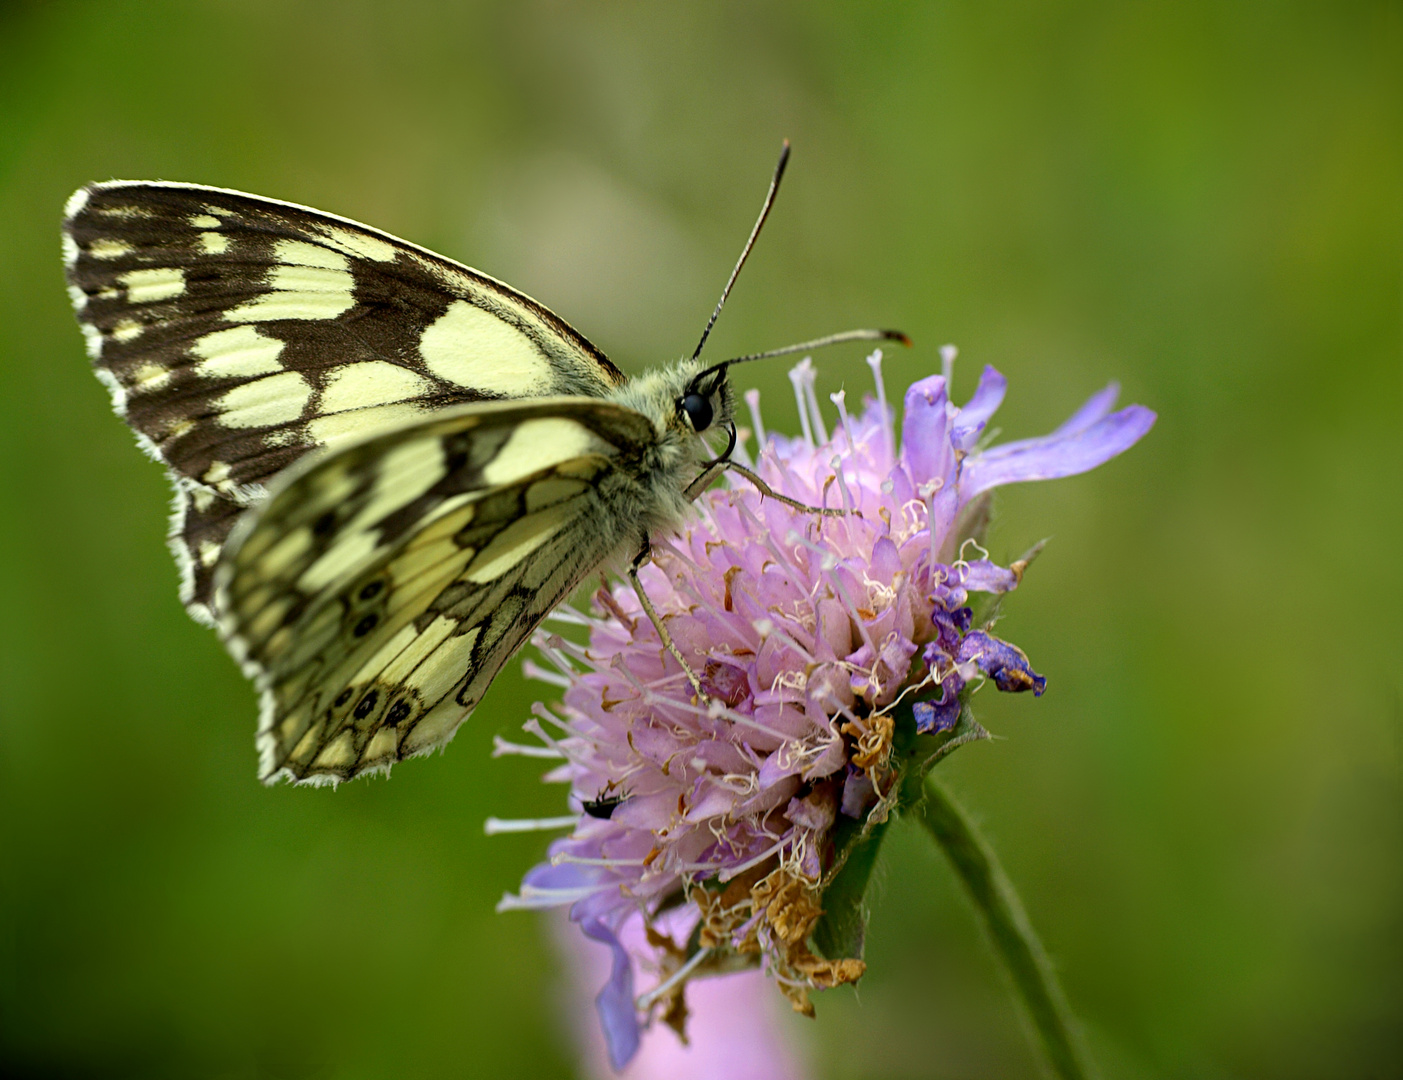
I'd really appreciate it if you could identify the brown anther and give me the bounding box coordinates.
[752,869,823,946]
[846,713,895,776]
[594,584,635,629]
[780,982,815,1017]
[661,991,690,1041]
[723,566,742,612]
[792,953,867,989]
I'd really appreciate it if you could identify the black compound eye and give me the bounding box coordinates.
[680,392,713,432]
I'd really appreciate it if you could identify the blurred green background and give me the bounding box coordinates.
[2,2,1399,1077]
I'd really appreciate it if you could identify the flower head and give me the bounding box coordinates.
[494,348,1154,1069]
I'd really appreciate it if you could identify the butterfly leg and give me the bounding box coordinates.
[724,461,854,518]
[682,460,728,503]
[628,543,709,702]
[683,423,850,517]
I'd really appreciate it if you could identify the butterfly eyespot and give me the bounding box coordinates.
[353,613,379,637]
[353,690,379,720]
[680,392,713,432]
[358,580,383,601]
[384,700,412,726]
[333,688,354,707]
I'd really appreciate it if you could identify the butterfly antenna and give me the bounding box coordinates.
[690,140,791,362]
[691,327,912,386]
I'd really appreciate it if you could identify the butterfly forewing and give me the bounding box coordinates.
[172,486,248,625]
[64,181,623,618]
[218,398,656,785]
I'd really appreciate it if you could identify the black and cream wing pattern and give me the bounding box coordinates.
[63,181,624,624]
[220,398,653,785]
[64,181,642,784]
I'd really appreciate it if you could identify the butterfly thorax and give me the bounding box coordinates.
[604,358,735,538]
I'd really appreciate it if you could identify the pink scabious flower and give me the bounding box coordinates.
[494,348,1154,1070]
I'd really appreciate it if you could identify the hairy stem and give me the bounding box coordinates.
[916,778,1097,1080]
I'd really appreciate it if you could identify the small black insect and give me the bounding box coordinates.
[581,790,629,820]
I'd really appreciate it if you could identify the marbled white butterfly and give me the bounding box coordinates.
[63,143,905,786]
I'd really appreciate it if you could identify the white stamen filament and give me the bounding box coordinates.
[829,454,857,519]
[699,697,794,738]
[550,853,649,868]
[749,608,817,669]
[744,387,767,446]
[483,815,578,834]
[496,882,620,911]
[735,498,808,579]
[523,714,588,753]
[921,478,945,569]
[866,348,894,461]
[788,363,815,447]
[830,390,857,451]
[536,635,583,677]
[941,343,958,387]
[528,711,612,759]
[717,838,788,882]
[636,947,714,1011]
[520,660,570,689]
[878,668,939,716]
[491,735,563,759]
[785,529,838,572]
[650,536,705,576]
[956,536,992,570]
[542,605,595,628]
[797,360,830,444]
[545,634,599,672]
[974,425,1003,453]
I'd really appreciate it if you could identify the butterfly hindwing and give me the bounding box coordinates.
[217,398,656,785]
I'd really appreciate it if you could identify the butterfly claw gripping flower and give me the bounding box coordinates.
[495,349,1154,1070]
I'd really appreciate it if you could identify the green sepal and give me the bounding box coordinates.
[811,808,891,961]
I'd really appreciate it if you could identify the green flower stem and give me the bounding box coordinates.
[916,777,1097,1080]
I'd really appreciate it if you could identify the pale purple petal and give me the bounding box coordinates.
[580,917,640,1071]
[959,405,1156,502]
[840,768,876,818]
[913,678,961,734]
[959,558,1019,594]
[957,630,1046,695]
[523,848,603,892]
[901,375,954,487]
[1052,381,1121,436]
[928,484,960,554]
[951,365,1007,450]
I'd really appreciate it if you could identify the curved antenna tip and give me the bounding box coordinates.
[885,330,913,347]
